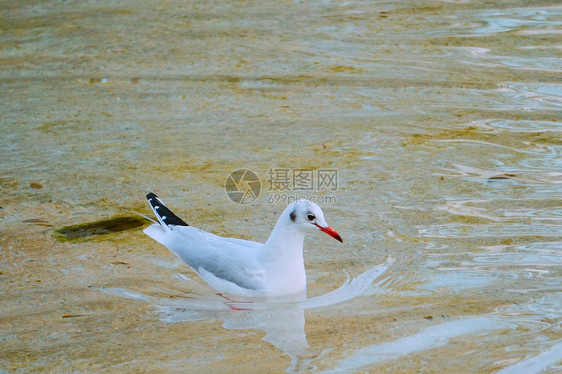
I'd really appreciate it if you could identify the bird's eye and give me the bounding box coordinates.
[306,214,316,221]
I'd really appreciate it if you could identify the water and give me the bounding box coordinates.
[1,0,561,372]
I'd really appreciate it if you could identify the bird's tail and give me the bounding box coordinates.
[146,192,189,231]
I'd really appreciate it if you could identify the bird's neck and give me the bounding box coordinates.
[261,219,306,267]
[260,214,308,295]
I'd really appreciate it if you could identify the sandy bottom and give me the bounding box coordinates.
[1,0,561,372]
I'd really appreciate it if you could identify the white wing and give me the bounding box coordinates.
[145,224,266,293]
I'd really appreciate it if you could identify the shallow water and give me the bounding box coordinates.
[1,0,561,373]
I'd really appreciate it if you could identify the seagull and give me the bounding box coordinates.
[143,192,342,297]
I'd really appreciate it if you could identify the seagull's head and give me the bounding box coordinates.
[286,200,343,243]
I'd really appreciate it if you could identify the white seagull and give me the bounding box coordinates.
[143,193,342,297]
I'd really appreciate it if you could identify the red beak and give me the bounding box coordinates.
[315,224,343,243]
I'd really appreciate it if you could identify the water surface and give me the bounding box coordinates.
[1,0,561,372]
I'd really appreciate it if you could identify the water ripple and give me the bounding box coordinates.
[418,223,562,238]
[466,7,562,35]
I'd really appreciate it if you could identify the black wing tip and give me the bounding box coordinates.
[146,192,189,227]
[146,192,164,210]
